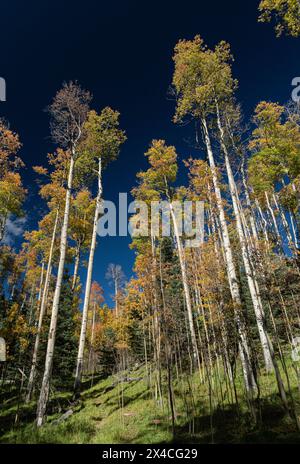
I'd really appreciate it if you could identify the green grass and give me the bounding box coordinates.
[1,358,300,444]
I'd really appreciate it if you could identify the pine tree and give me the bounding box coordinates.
[52,272,79,390]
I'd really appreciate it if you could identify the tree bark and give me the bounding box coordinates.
[167,187,200,369]
[37,262,45,303]
[88,302,96,373]
[26,209,59,403]
[72,246,81,291]
[74,157,102,395]
[201,116,257,394]
[114,279,118,317]
[216,107,274,373]
[0,212,8,243]
[265,191,282,249]
[36,154,75,426]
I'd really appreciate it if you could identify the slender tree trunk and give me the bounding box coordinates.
[216,108,274,373]
[167,190,200,368]
[88,302,96,373]
[36,154,75,426]
[72,246,81,291]
[114,280,118,317]
[265,192,282,249]
[37,262,45,302]
[74,157,102,395]
[26,209,59,403]
[290,210,299,249]
[150,235,162,404]
[218,110,292,409]
[273,193,295,249]
[201,116,257,394]
[0,212,8,243]
[240,159,259,241]
[256,199,270,244]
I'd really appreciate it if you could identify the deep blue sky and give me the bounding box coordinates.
[1,0,300,305]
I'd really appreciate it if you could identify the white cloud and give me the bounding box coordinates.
[2,216,27,246]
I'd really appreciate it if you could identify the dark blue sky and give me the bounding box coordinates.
[1,0,300,305]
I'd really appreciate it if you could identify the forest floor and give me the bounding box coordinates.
[1,359,300,444]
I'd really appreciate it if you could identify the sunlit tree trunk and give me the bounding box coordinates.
[290,210,299,249]
[74,157,102,395]
[273,193,294,249]
[240,158,259,241]
[88,302,96,373]
[216,107,274,373]
[201,116,257,394]
[150,234,163,404]
[0,212,8,243]
[36,154,75,426]
[265,191,282,249]
[37,262,45,303]
[255,199,270,244]
[26,209,59,403]
[72,245,81,291]
[167,191,200,368]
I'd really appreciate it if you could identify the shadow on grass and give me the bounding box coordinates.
[144,392,300,444]
[0,387,78,441]
[1,378,300,444]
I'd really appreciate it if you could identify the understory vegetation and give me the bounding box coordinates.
[1,359,300,444]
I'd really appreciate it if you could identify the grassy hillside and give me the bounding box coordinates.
[1,361,300,444]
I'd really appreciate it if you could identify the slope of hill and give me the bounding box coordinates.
[1,361,300,444]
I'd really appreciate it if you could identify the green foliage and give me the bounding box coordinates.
[259,0,300,37]
[248,101,300,203]
[95,326,117,377]
[172,35,237,123]
[76,107,126,184]
[136,140,178,195]
[51,272,79,389]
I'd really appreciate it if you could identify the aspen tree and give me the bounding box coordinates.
[37,82,91,426]
[135,140,200,367]
[26,152,69,401]
[172,37,257,394]
[0,120,25,243]
[74,108,125,395]
[258,0,300,37]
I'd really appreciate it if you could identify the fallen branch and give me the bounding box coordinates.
[52,409,73,425]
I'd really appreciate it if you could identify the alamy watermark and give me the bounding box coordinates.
[0,77,6,101]
[96,193,204,248]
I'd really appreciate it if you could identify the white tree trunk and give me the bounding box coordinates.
[74,157,102,394]
[88,302,96,372]
[201,116,257,394]
[255,199,270,244]
[290,210,299,249]
[0,212,7,243]
[150,234,162,395]
[265,191,282,248]
[218,111,291,408]
[114,280,118,317]
[168,196,200,368]
[36,155,75,426]
[273,193,294,249]
[26,209,59,403]
[240,160,259,241]
[72,246,80,291]
[216,108,274,373]
[37,262,45,302]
